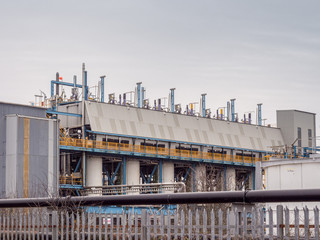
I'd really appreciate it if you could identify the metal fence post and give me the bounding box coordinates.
[141,209,147,239]
[277,205,284,240]
[52,211,58,240]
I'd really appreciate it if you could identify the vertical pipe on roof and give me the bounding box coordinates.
[55,72,59,96]
[230,99,236,122]
[227,101,230,121]
[81,63,86,186]
[84,71,88,100]
[136,82,142,108]
[201,94,206,117]
[257,103,262,126]
[170,88,175,113]
[100,76,105,103]
[141,87,145,107]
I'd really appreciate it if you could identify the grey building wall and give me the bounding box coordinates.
[277,110,316,149]
[0,102,58,198]
[0,102,46,198]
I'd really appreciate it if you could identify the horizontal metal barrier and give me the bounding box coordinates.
[83,182,186,196]
[1,188,320,208]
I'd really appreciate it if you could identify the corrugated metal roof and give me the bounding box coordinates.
[85,101,284,151]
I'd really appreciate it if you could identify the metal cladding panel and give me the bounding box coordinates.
[57,103,85,128]
[5,116,18,198]
[85,101,284,151]
[4,114,58,198]
[0,102,46,198]
[29,118,49,197]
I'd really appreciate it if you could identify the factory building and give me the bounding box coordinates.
[0,64,317,207]
[0,102,59,198]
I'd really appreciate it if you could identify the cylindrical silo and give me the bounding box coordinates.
[162,162,174,193]
[86,156,103,196]
[126,160,140,195]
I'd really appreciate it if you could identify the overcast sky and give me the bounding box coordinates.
[1,0,319,139]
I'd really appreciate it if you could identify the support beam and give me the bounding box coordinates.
[46,110,82,117]
[122,157,126,185]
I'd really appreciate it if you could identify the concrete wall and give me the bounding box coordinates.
[85,101,284,151]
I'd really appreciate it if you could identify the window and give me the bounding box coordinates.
[297,127,302,153]
[308,129,312,148]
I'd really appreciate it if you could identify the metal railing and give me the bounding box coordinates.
[83,182,186,196]
[1,205,319,239]
[59,175,82,185]
[2,189,320,239]
[60,137,260,164]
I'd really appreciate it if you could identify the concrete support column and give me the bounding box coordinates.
[248,169,255,190]
[162,162,174,193]
[126,160,140,195]
[255,161,263,190]
[87,156,102,196]
[225,167,236,191]
[195,165,207,192]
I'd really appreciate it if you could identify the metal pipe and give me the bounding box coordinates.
[230,99,236,122]
[170,88,175,113]
[2,189,320,208]
[136,82,142,108]
[100,75,105,103]
[142,87,145,105]
[81,63,86,187]
[257,103,262,126]
[56,72,59,96]
[201,93,206,117]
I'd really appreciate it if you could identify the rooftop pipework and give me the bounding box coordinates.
[45,64,266,127]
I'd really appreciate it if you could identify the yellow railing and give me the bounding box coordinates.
[60,137,260,164]
[59,175,83,185]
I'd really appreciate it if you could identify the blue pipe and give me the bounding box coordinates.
[258,103,262,126]
[137,82,142,108]
[122,156,126,185]
[159,160,163,183]
[111,162,122,183]
[51,80,83,89]
[141,87,145,106]
[84,71,88,100]
[51,81,54,98]
[100,76,105,103]
[201,94,206,117]
[170,88,175,112]
[227,101,230,121]
[147,165,158,183]
[231,99,235,122]
[74,158,82,172]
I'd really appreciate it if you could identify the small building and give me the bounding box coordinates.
[0,102,59,198]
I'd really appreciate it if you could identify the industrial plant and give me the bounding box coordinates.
[0,63,318,213]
